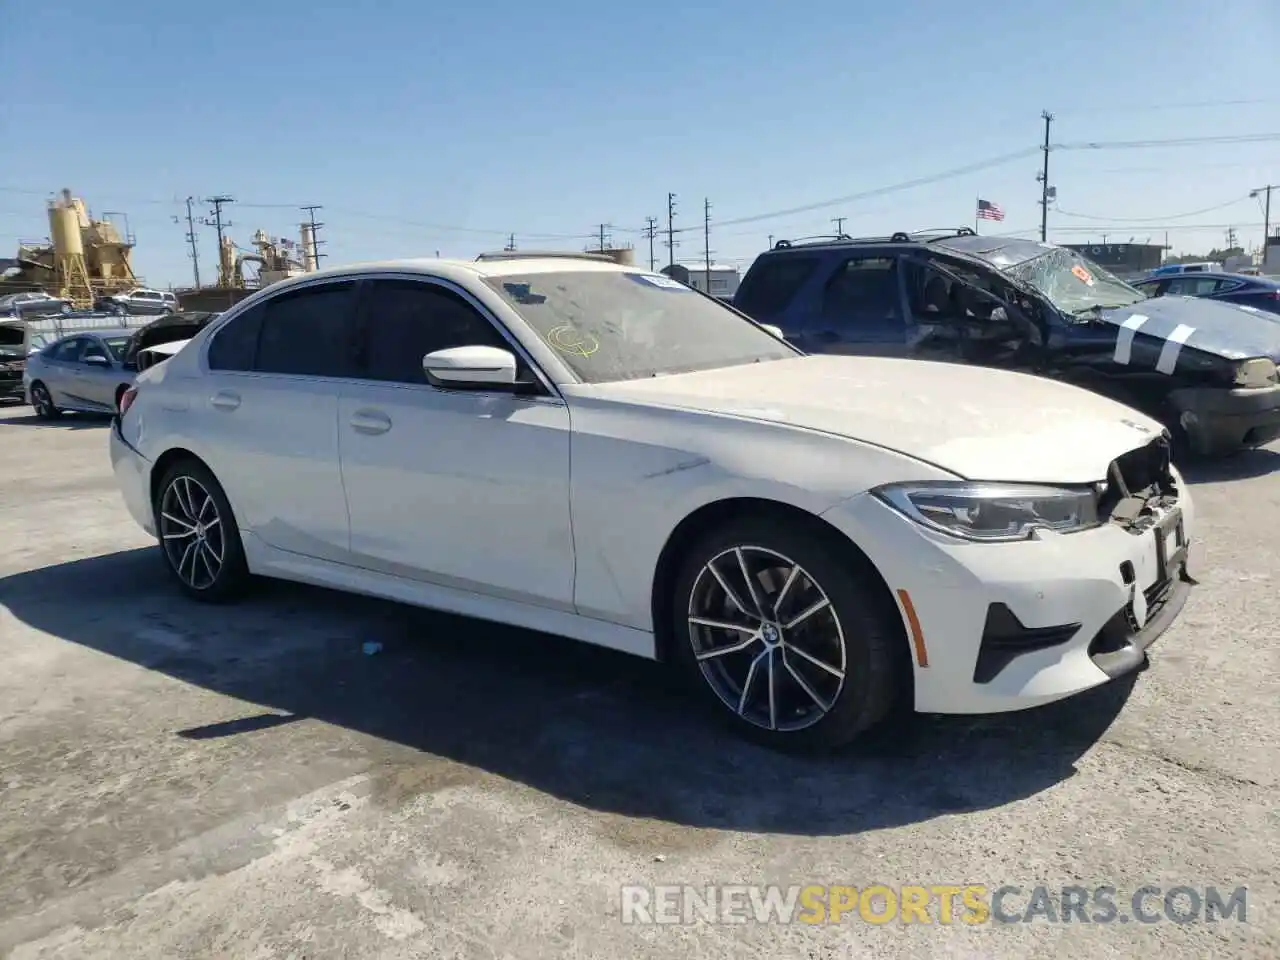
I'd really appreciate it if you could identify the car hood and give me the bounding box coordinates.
[586,355,1164,484]
[1097,295,1280,361]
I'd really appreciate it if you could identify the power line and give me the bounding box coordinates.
[705,148,1041,228]
[1056,97,1280,116]
[1053,195,1253,223]
[1055,132,1280,151]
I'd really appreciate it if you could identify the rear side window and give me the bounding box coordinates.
[207,305,265,371]
[256,282,358,377]
[822,256,902,323]
[734,256,820,316]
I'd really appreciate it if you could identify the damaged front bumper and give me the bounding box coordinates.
[1169,382,1280,456]
[819,446,1198,715]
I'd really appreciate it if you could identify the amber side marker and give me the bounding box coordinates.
[896,589,929,667]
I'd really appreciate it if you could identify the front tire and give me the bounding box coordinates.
[29,381,60,419]
[670,516,903,751]
[153,459,250,602]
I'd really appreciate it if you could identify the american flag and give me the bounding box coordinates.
[976,199,1005,222]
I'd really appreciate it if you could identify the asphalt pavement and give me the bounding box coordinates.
[0,403,1277,959]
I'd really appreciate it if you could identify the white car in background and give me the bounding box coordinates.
[110,253,1198,749]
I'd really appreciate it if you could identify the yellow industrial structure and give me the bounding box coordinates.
[3,189,140,307]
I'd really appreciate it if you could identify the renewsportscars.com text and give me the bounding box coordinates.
[620,884,1248,926]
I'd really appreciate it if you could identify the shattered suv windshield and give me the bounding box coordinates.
[1004,247,1148,316]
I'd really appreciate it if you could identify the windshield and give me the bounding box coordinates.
[1004,247,1148,316]
[103,336,130,362]
[0,326,24,348]
[482,270,796,383]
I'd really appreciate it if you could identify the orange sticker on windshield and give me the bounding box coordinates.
[1072,264,1095,285]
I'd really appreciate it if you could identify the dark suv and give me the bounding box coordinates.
[733,229,1280,457]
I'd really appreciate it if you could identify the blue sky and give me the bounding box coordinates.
[2,0,1277,287]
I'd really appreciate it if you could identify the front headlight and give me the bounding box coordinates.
[874,481,1100,542]
[1233,357,1278,387]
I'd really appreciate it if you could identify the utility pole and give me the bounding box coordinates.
[644,216,658,270]
[703,198,712,294]
[831,216,846,236]
[597,223,610,253]
[300,204,325,268]
[665,193,678,267]
[1036,111,1054,242]
[504,233,516,252]
[1251,184,1275,249]
[1226,226,1239,250]
[202,196,234,285]
[182,196,201,288]
[768,234,774,249]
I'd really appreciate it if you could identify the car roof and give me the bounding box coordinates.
[253,254,644,297]
[758,230,1056,271]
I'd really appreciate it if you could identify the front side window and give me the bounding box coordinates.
[52,338,84,362]
[358,279,509,384]
[255,282,357,377]
[483,270,796,383]
[82,339,109,362]
[103,337,131,362]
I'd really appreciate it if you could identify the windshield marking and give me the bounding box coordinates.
[1155,324,1197,375]
[547,325,599,357]
[1113,314,1149,365]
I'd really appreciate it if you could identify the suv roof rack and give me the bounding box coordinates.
[771,234,853,250]
[475,250,616,263]
[911,227,978,242]
[769,226,978,252]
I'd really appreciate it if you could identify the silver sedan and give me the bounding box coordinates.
[23,328,138,418]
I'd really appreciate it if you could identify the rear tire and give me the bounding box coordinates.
[670,515,903,752]
[152,458,250,603]
[30,381,60,420]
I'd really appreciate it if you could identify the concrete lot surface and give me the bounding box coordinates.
[1,403,1278,959]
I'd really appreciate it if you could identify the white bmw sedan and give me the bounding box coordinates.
[110,253,1197,750]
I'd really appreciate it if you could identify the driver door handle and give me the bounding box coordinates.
[350,409,392,435]
[210,390,241,411]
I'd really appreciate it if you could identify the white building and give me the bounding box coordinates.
[677,263,741,298]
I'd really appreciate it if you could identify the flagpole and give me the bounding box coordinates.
[974,197,979,233]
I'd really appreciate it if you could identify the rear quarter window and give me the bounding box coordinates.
[734,256,821,316]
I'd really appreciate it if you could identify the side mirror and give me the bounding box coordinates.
[423,345,517,389]
[83,354,110,367]
[759,323,785,339]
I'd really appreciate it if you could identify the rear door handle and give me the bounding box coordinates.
[350,409,392,435]
[210,390,241,411]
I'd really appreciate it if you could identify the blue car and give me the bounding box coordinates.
[1131,272,1280,317]
[732,229,1280,457]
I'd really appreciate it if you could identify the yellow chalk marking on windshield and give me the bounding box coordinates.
[547,325,599,358]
